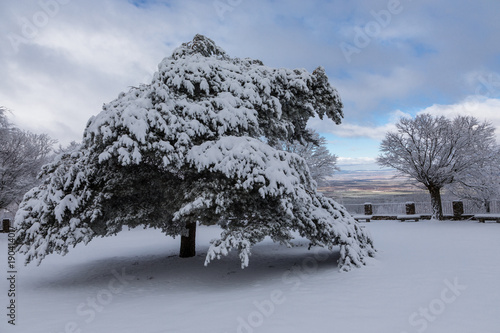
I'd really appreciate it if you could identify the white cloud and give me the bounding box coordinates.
[416,98,500,140]
[329,122,394,140]
[337,156,376,165]
[1,0,500,149]
[336,156,387,171]
[313,97,500,143]
[0,0,199,144]
[309,109,410,140]
[337,67,425,115]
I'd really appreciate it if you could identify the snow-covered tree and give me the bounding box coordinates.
[276,130,338,186]
[15,35,375,271]
[446,140,500,212]
[0,107,9,129]
[377,113,498,219]
[0,107,56,209]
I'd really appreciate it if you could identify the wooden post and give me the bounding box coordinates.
[364,203,373,216]
[405,202,416,215]
[2,219,10,233]
[452,201,464,220]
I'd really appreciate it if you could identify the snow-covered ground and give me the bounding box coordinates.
[1,220,499,333]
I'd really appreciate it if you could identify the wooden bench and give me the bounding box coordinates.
[353,215,373,222]
[397,214,421,222]
[474,214,500,223]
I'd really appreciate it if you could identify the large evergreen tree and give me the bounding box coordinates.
[15,35,374,271]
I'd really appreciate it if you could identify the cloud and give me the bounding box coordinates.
[0,0,202,143]
[335,66,425,120]
[336,157,387,171]
[309,109,410,140]
[0,0,500,149]
[416,98,500,140]
[337,156,376,165]
[326,122,394,140]
[316,97,500,143]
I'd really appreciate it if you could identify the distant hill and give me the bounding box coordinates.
[319,168,428,205]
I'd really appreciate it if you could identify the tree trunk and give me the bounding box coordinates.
[179,221,196,258]
[484,200,491,213]
[428,185,443,220]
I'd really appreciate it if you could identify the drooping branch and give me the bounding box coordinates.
[15,35,374,271]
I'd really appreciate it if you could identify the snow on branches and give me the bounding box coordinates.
[15,35,374,271]
[378,113,499,220]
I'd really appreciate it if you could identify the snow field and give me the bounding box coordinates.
[1,220,499,333]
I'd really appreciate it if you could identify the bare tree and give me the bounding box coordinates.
[377,113,498,220]
[0,107,9,128]
[446,145,500,212]
[0,107,56,208]
[276,130,339,186]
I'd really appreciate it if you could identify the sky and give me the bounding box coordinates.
[1,0,500,170]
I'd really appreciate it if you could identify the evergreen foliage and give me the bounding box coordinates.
[15,35,374,271]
